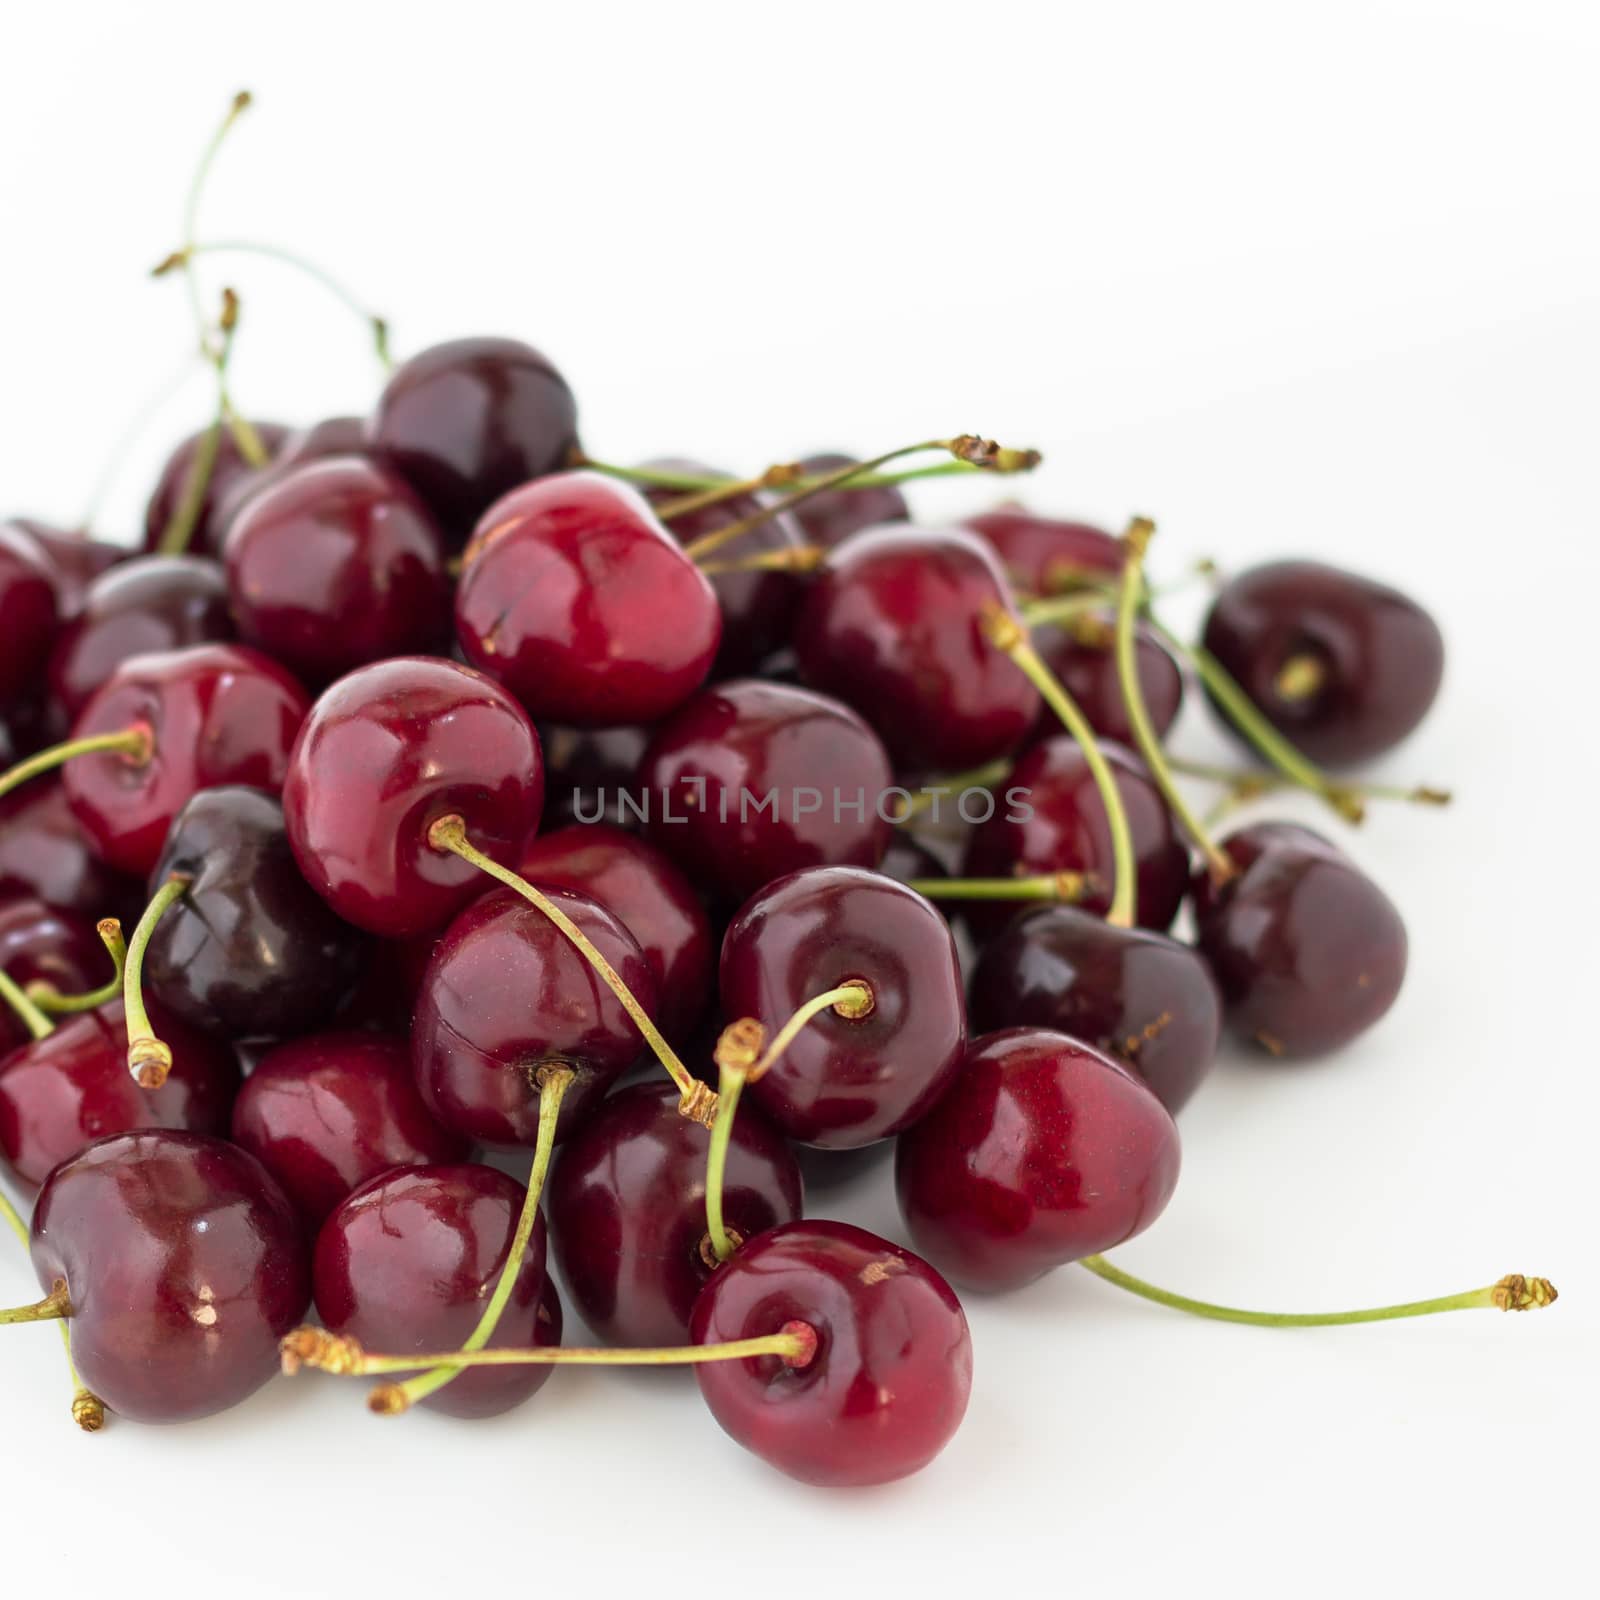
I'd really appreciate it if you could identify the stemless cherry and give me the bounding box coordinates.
[970,906,1222,1113]
[1201,560,1445,766]
[314,1163,561,1419]
[721,866,967,1147]
[963,507,1121,594]
[689,1220,972,1487]
[895,1027,1181,1292]
[0,780,139,920]
[1032,617,1185,748]
[0,525,58,708]
[231,1031,468,1225]
[142,422,291,556]
[454,472,721,727]
[3,520,123,621]
[787,452,909,549]
[283,656,544,937]
[0,895,106,1055]
[640,679,894,906]
[1192,821,1408,1058]
[29,1129,309,1422]
[547,1080,802,1346]
[368,337,579,543]
[792,526,1039,772]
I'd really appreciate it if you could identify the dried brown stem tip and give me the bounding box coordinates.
[127,1037,172,1090]
[150,250,190,278]
[279,1325,366,1376]
[367,1383,410,1416]
[714,1017,766,1076]
[219,287,241,334]
[677,1079,719,1127]
[950,435,1042,473]
[1121,516,1156,560]
[71,1391,106,1432]
[1491,1275,1558,1312]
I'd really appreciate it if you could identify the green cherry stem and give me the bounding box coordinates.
[1078,1254,1559,1326]
[29,919,127,1016]
[693,545,829,578]
[123,875,191,1089]
[1168,757,1452,814]
[906,872,1091,905]
[0,969,54,1043]
[892,757,1016,823]
[0,724,153,806]
[578,455,989,496]
[0,1279,71,1326]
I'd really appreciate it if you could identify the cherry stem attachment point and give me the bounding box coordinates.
[907,872,1090,905]
[123,875,190,1088]
[0,1279,71,1326]
[0,724,153,807]
[30,919,127,1016]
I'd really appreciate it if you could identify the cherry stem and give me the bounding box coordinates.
[29,920,126,1016]
[0,1280,70,1326]
[1115,520,1236,886]
[123,875,190,1089]
[1169,757,1452,814]
[985,604,1138,928]
[703,1041,749,1265]
[1078,1254,1559,1326]
[892,758,1014,822]
[907,872,1090,904]
[0,724,153,807]
[426,815,716,1125]
[1018,590,1119,628]
[0,968,54,1042]
[694,545,829,578]
[581,455,988,496]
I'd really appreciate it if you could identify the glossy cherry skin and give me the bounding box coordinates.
[230,1031,468,1225]
[455,472,721,727]
[1032,616,1185,748]
[793,526,1039,772]
[518,823,712,1045]
[787,452,910,549]
[368,337,579,543]
[640,679,894,906]
[30,1130,309,1423]
[0,524,59,708]
[895,1027,1181,1292]
[142,422,292,557]
[690,1220,972,1487]
[970,907,1222,1113]
[145,785,367,1038]
[3,520,124,621]
[0,779,140,921]
[1192,822,1407,1058]
[0,895,107,1055]
[0,1000,239,1189]
[721,867,967,1148]
[963,737,1190,933]
[224,457,451,686]
[963,508,1121,594]
[283,656,544,937]
[47,555,235,720]
[547,1081,802,1345]
[63,643,311,879]
[314,1163,559,1419]
[1202,561,1445,767]
[539,723,650,830]
[412,885,655,1147]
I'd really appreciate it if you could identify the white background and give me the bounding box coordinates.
[1,3,1595,1595]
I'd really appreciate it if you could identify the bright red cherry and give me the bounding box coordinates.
[0,780,139,921]
[1032,616,1185,748]
[142,422,291,557]
[895,1027,1181,1291]
[962,507,1121,594]
[788,452,909,549]
[283,656,544,937]
[0,525,59,709]
[0,895,106,1055]
[689,1220,972,1487]
[29,1130,309,1422]
[2,520,123,621]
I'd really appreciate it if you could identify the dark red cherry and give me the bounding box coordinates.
[517,823,712,1045]
[47,555,234,720]
[0,779,140,921]
[64,643,311,879]
[1032,616,1185,748]
[895,1027,1181,1292]
[792,526,1038,772]
[283,656,544,937]
[455,472,721,727]
[539,723,650,830]
[1201,561,1445,766]
[721,867,967,1148]
[2,521,124,621]
[787,452,910,549]
[412,885,655,1146]
[1192,821,1407,1058]
[30,1130,309,1422]
[145,785,367,1038]
[0,1001,239,1189]
[0,894,106,1055]
[547,1080,802,1346]
[878,833,950,888]
[969,906,1221,1113]
[0,525,59,709]
[368,337,579,543]
[314,1163,559,1419]
[963,507,1121,594]
[690,1219,972,1487]
[640,679,894,906]
[962,736,1190,933]
[142,422,292,557]
[230,1031,468,1225]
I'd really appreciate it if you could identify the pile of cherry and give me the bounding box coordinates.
[0,119,1559,1489]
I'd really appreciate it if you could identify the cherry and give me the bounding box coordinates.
[895,1027,1181,1292]
[962,736,1189,932]
[786,452,909,549]
[517,822,712,1045]
[969,906,1221,1113]
[283,656,544,938]
[368,337,579,543]
[0,780,139,921]
[454,471,721,727]
[411,885,656,1146]
[312,1163,560,1418]
[539,723,650,829]
[231,1031,468,1225]
[143,785,367,1038]
[1031,615,1184,748]
[213,414,372,530]
[639,679,894,906]
[0,525,59,709]
[28,1129,309,1422]
[1201,560,1445,766]
[689,1219,972,1487]
[224,457,452,685]
[792,526,1039,772]
[963,507,1121,594]
[2,521,124,621]
[720,866,967,1147]
[0,896,106,1055]
[142,421,291,556]
[546,1080,802,1346]
[1191,821,1408,1058]
[47,555,235,719]
[0,1001,239,1189]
